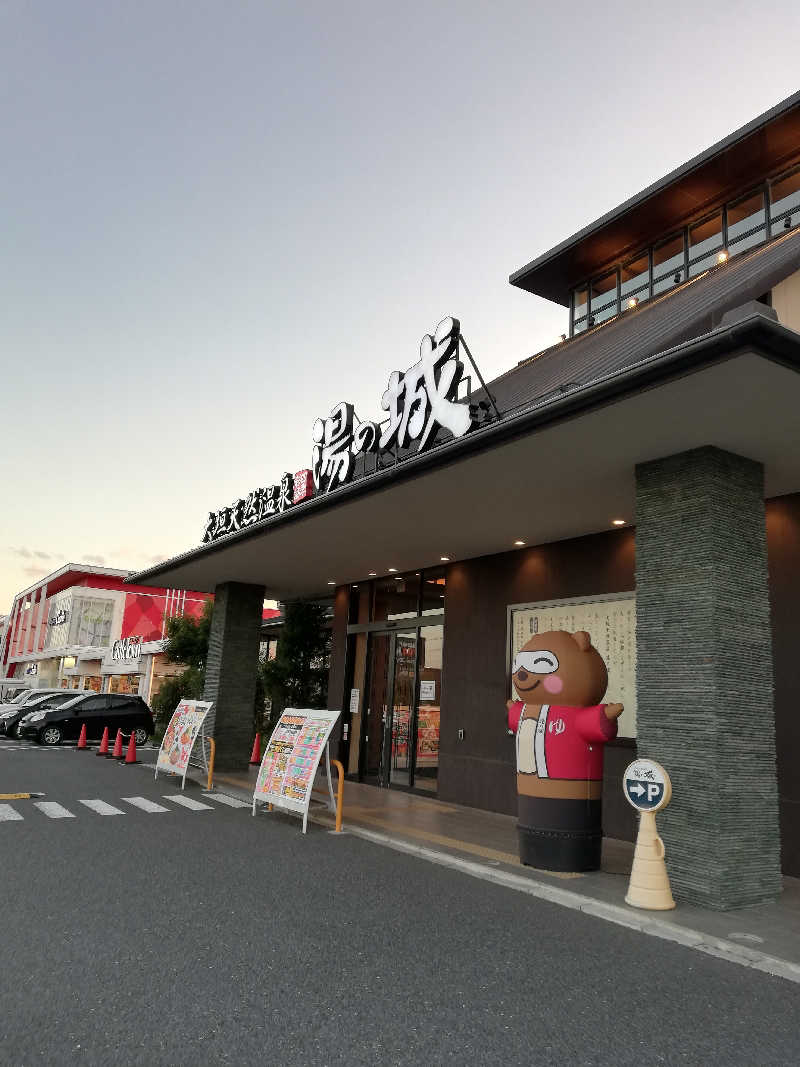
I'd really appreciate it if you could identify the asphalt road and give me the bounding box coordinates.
[1,742,798,1067]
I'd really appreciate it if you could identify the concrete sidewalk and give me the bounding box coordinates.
[204,766,800,983]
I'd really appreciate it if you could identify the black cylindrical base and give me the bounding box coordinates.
[517,795,603,872]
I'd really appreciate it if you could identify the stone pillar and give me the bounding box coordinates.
[203,582,265,771]
[635,446,781,909]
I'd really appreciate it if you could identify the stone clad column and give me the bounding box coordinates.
[203,582,265,771]
[635,446,781,908]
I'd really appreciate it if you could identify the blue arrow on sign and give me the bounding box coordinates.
[625,779,664,809]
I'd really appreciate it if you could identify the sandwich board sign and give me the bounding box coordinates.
[155,699,213,790]
[252,708,340,832]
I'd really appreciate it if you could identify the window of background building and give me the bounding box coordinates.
[769,167,800,236]
[688,212,723,276]
[652,233,685,295]
[590,271,618,325]
[620,252,649,307]
[69,598,114,647]
[728,189,767,254]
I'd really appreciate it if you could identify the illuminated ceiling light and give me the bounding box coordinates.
[327,580,335,586]
[388,568,398,573]
[627,296,639,309]
[440,556,450,562]
[717,250,729,264]
[368,571,377,577]
[612,519,626,527]
[514,540,526,547]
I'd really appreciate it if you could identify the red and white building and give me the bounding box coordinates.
[0,565,213,702]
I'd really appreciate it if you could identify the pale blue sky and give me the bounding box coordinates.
[2,0,799,609]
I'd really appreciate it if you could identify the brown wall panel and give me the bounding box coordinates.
[766,492,800,876]
[438,528,637,840]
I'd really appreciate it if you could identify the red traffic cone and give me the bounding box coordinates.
[96,726,109,756]
[77,723,88,750]
[121,732,138,764]
[249,733,262,765]
[108,728,123,759]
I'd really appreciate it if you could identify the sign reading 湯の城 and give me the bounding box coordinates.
[201,316,491,543]
[155,700,212,789]
[112,636,142,663]
[252,708,341,832]
[48,608,69,627]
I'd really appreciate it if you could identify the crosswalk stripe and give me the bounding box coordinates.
[164,795,214,811]
[34,801,75,819]
[202,792,250,808]
[121,796,169,813]
[0,804,23,821]
[78,799,126,816]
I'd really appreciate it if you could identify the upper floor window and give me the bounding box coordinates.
[769,167,800,236]
[728,190,767,254]
[688,212,724,277]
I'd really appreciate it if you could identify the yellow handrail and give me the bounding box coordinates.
[207,738,216,791]
[331,758,344,833]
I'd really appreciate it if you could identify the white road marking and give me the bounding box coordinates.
[121,796,169,813]
[202,792,250,808]
[164,795,214,811]
[78,799,126,816]
[0,804,23,821]
[34,802,75,819]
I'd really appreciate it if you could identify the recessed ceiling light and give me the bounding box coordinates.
[388,568,398,573]
[368,571,377,577]
[514,540,526,547]
[327,580,336,585]
[612,519,626,527]
[440,556,450,562]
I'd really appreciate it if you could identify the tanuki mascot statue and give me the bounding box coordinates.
[506,630,623,871]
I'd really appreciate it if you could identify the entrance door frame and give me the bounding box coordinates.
[349,612,444,791]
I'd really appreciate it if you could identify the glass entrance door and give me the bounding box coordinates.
[360,626,442,792]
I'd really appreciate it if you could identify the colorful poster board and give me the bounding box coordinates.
[155,699,212,788]
[252,708,340,832]
[509,594,636,737]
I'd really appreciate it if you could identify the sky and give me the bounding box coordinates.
[2,0,799,612]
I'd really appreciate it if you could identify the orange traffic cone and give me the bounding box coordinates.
[77,724,88,750]
[96,727,109,756]
[108,728,123,759]
[121,732,138,765]
[249,733,262,765]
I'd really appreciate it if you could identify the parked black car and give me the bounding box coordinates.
[0,691,81,739]
[19,693,154,747]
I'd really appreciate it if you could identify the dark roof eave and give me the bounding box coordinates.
[129,312,800,587]
[510,89,800,304]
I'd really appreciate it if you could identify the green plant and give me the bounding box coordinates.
[260,602,330,732]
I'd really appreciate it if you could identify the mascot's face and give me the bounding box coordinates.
[511,630,608,706]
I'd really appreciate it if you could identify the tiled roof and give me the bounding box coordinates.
[487,228,800,415]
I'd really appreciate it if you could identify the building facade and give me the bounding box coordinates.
[130,92,800,909]
[0,565,212,702]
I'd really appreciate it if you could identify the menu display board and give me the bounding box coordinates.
[253,708,341,832]
[155,700,212,787]
[509,594,637,737]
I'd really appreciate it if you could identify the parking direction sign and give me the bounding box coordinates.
[623,759,671,813]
